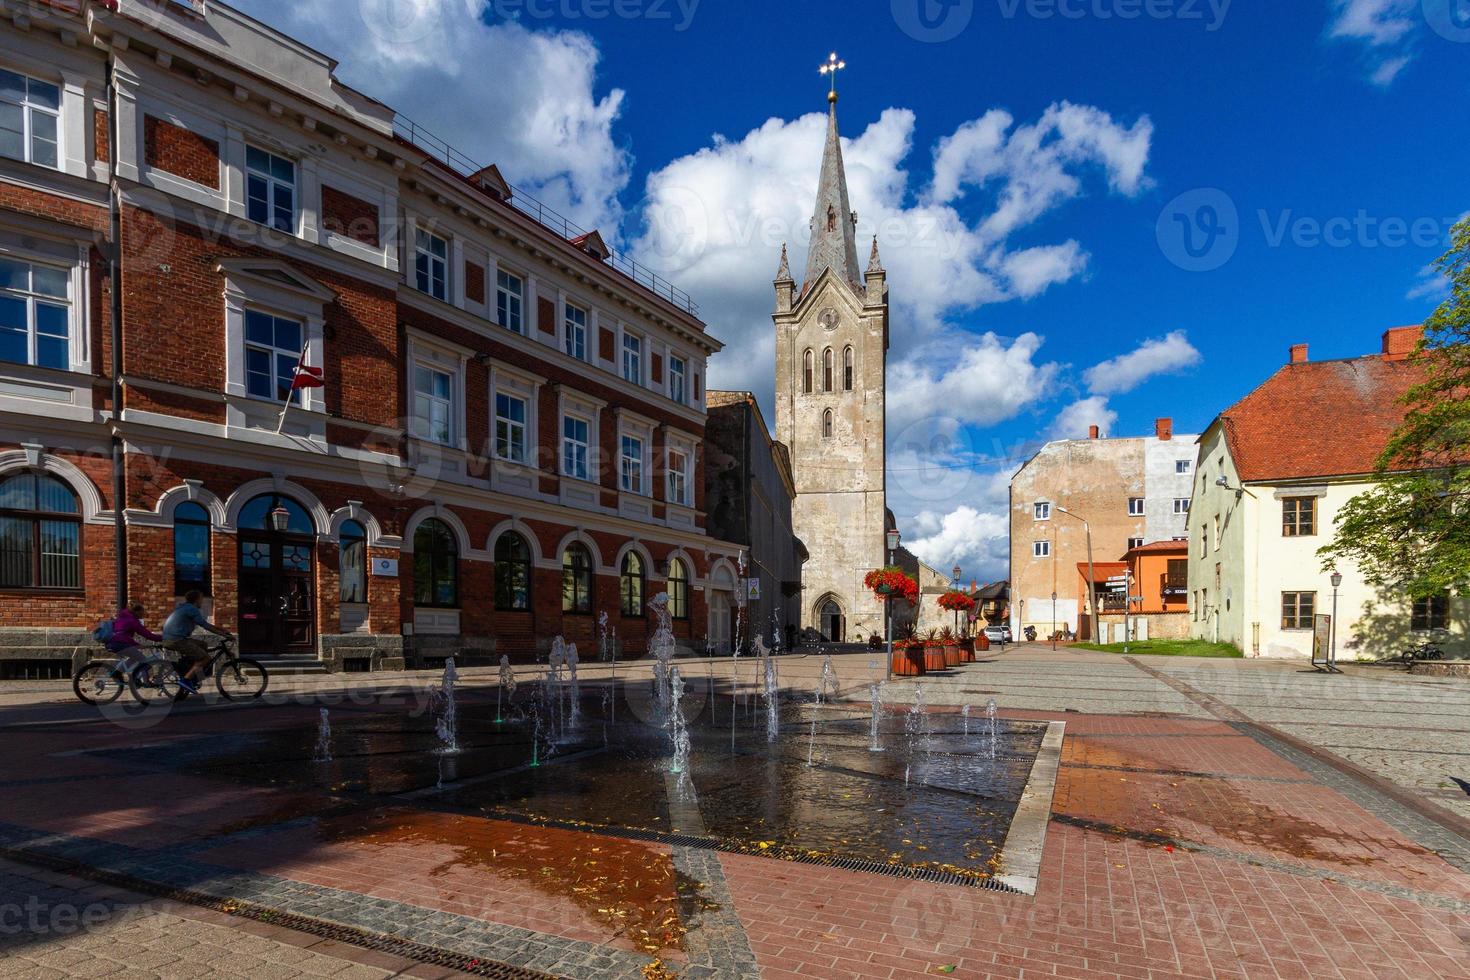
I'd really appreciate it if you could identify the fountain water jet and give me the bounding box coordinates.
[987,697,999,760]
[312,707,332,763]
[648,593,676,725]
[818,651,838,705]
[962,703,972,737]
[496,655,516,724]
[868,683,885,753]
[566,642,581,731]
[762,651,779,741]
[430,658,460,755]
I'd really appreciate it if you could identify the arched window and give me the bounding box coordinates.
[562,543,593,614]
[802,349,813,394]
[822,409,833,439]
[822,348,833,391]
[238,494,313,533]
[494,533,531,611]
[339,519,367,604]
[667,557,689,620]
[0,471,79,589]
[173,501,211,595]
[843,345,854,391]
[620,551,645,617]
[413,518,458,607]
[826,206,836,232]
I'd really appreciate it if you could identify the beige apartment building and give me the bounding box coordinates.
[1009,419,1198,640]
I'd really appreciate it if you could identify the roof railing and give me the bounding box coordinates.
[393,115,700,318]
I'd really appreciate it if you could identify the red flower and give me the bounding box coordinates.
[864,567,919,603]
[937,591,976,612]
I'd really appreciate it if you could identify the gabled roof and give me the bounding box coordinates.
[1124,541,1189,558]
[1214,349,1426,482]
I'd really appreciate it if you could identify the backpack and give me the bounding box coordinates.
[92,618,115,644]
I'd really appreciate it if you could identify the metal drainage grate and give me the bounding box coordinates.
[485,811,1023,892]
[0,845,556,980]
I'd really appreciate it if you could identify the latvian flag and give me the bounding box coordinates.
[290,363,325,392]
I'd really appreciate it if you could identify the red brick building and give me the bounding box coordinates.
[0,1,734,673]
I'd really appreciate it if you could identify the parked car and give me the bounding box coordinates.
[982,624,1012,645]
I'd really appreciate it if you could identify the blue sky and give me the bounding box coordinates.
[241,0,1468,579]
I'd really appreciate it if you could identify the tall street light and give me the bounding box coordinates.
[1056,507,1097,643]
[951,564,962,636]
[885,528,901,681]
[1330,569,1342,671]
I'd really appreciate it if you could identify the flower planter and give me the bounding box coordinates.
[976,634,991,652]
[960,639,976,663]
[943,643,961,667]
[923,645,947,672]
[892,648,925,677]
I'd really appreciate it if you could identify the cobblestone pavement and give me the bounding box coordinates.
[1,646,1469,977]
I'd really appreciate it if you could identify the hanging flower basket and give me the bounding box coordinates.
[864,567,919,604]
[937,591,976,613]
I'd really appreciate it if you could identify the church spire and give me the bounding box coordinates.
[804,53,863,291]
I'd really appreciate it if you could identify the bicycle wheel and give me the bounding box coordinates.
[72,661,125,706]
[216,658,268,701]
[130,660,182,706]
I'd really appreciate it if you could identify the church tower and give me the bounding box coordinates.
[774,55,889,642]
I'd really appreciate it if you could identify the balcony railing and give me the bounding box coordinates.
[1160,573,1188,597]
[393,116,700,318]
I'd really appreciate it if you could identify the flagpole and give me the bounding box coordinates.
[275,341,308,434]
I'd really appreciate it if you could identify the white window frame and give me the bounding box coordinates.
[242,308,306,406]
[244,144,297,234]
[668,354,686,405]
[494,391,528,464]
[667,447,689,506]
[1033,540,1050,558]
[562,414,591,481]
[414,228,449,301]
[496,268,524,334]
[0,68,60,170]
[1128,497,1145,517]
[0,255,71,372]
[620,433,645,495]
[1033,501,1051,521]
[1176,459,1192,474]
[1174,497,1191,514]
[403,331,467,450]
[1128,537,1144,551]
[622,332,642,385]
[564,302,587,361]
[411,362,455,446]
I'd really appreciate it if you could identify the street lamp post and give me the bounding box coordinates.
[952,564,962,636]
[885,528,901,682]
[1330,570,1342,670]
[1056,507,1097,643]
[1051,590,1058,651]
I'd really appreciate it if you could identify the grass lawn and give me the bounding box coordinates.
[1074,639,1244,658]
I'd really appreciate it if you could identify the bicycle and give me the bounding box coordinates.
[130,637,270,704]
[72,646,172,706]
[1400,641,1446,663]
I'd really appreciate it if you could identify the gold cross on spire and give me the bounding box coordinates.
[819,51,846,104]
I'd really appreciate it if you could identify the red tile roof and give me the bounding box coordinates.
[1217,352,1427,482]
[1076,561,1128,583]
[1123,541,1189,557]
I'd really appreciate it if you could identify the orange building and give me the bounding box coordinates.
[1076,541,1190,643]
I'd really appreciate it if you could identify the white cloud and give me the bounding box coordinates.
[1049,396,1118,441]
[233,0,629,230]
[905,506,1011,583]
[1082,330,1201,395]
[887,331,1061,435]
[1326,0,1421,86]
[1407,263,1449,303]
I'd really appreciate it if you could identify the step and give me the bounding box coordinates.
[247,656,331,675]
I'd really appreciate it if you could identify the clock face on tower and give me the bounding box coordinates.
[819,308,839,331]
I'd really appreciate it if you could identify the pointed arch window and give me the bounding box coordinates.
[822,348,833,392]
[822,409,833,439]
[827,207,836,232]
[802,349,813,394]
[843,345,854,391]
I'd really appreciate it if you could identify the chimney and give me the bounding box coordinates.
[1289,343,1309,364]
[1381,325,1424,362]
[1088,424,1100,440]
[970,578,978,593]
[1155,417,1173,441]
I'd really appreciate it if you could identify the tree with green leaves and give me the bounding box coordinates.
[1319,217,1470,600]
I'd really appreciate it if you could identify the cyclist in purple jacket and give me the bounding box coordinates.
[108,601,163,666]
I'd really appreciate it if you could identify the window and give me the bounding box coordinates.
[622,332,642,384]
[494,533,531,612]
[1176,459,1192,474]
[562,543,593,614]
[1128,537,1144,551]
[495,269,523,333]
[243,310,304,404]
[1128,497,1145,517]
[0,69,59,168]
[0,471,79,589]
[620,434,644,494]
[667,558,689,620]
[827,207,836,232]
[821,409,833,439]
[1033,540,1050,558]
[562,415,590,480]
[245,145,296,233]
[803,349,813,393]
[414,229,448,301]
[564,303,587,360]
[822,347,833,391]
[1282,496,1316,537]
[1411,594,1448,632]
[0,257,70,370]
[1173,498,1191,514]
[339,519,367,604]
[1213,515,1221,551]
[173,501,211,595]
[667,448,689,506]
[1033,502,1051,521]
[1281,591,1315,630]
[620,551,644,616]
[411,364,453,445]
[669,356,687,404]
[494,392,527,463]
[843,346,854,391]
[412,518,458,607]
